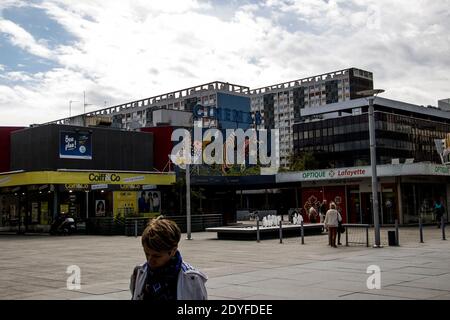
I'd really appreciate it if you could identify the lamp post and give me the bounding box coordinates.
[357,89,385,248]
[185,163,192,240]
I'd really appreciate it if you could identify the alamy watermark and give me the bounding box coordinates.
[366,265,381,290]
[66,265,81,290]
[170,122,280,174]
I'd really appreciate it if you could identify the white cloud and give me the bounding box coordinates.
[0,19,53,59]
[0,0,449,126]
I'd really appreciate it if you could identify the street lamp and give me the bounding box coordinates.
[357,89,385,248]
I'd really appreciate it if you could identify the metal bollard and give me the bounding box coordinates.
[366,226,369,247]
[395,219,399,246]
[442,216,446,241]
[419,217,424,243]
[279,220,283,244]
[345,225,348,246]
[134,220,137,238]
[300,221,305,245]
[256,217,260,243]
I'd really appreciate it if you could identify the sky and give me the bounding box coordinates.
[0,0,449,126]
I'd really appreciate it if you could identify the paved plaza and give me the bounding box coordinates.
[0,227,450,300]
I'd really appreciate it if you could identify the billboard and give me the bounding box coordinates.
[434,134,450,164]
[59,131,92,159]
[137,190,161,214]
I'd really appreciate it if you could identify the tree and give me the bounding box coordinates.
[288,151,319,171]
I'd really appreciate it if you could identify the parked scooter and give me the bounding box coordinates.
[50,215,77,235]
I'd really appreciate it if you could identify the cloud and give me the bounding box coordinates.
[0,18,53,59]
[0,0,448,126]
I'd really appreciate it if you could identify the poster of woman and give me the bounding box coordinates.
[95,200,106,216]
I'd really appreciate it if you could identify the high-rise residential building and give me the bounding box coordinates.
[250,68,374,167]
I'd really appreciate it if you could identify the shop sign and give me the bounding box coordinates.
[65,184,90,191]
[120,184,141,190]
[60,131,92,160]
[434,166,450,175]
[89,173,121,182]
[330,168,367,178]
[0,171,175,188]
[143,184,157,190]
[92,184,108,190]
[123,175,145,183]
[302,171,326,179]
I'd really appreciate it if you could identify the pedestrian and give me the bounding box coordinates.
[319,199,327,223]
[324,202,342,248]
[434,198,445,228]
[130,216,208,300]
[308,205,318,223]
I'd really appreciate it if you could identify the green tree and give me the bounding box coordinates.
[288,152,319,171]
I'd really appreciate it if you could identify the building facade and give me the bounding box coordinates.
[293,97,450,168]
[250,68,373,167]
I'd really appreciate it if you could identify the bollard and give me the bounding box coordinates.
[279,220,283,244]
[366,226,369,247]
[301,221,305,245]
[345,225,348,246]
[134,220,137,238]
[419,217,424,243]
[395,219,399,246]
[442,216,446,241]
[256,217,260,243]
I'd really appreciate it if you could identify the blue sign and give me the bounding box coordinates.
[59,131,92,159]
[193,92,262,130]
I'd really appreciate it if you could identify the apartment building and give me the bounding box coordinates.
[250,68,373,167]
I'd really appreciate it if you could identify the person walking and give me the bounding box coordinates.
[130,216,208,300]
[324,202,342,248]
[434,198,445,228]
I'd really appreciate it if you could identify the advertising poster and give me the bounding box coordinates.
[40,202,49,225]
[137,191,161,216]
[95,200,106,217]
[31,202,39,223]
[59,131,92,159]
[113,191,137,218]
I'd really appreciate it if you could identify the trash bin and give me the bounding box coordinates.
[388,230,397,246]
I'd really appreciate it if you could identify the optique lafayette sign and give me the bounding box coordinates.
[301,167,369,181]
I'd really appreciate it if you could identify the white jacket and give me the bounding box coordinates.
[324,209,342,227]
[130,261,208,300]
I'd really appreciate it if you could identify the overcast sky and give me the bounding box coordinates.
[0,0,449,126]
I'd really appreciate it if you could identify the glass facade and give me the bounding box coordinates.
[293,111,450,168]
[401,183,447,224]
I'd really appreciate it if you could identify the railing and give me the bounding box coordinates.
[343,224,371,247]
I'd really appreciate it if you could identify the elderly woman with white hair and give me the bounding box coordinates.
[324,202,342,248]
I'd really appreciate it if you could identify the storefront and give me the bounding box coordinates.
[0,170,175,232]
[276,163,450,225]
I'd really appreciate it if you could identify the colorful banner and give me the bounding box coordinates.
[60,131,92,159]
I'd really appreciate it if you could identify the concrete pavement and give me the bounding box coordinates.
[0,227,449,300]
